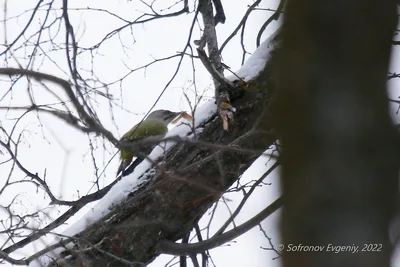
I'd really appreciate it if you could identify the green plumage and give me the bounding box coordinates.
[119,118,168,161]
[117,109,180,177]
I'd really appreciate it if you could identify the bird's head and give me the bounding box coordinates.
[147,109,181,124]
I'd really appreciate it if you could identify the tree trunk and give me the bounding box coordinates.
[274,1,399,267]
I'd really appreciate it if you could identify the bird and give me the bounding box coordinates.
[116,109,183,177]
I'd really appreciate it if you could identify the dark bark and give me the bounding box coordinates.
[273,1,399,267]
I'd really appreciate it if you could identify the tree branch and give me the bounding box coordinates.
[157,196,282,255]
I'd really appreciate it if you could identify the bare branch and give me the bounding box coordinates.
[157,197,282,255]
[256,0,285,47]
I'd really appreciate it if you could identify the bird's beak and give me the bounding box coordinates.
[171,111,193,124]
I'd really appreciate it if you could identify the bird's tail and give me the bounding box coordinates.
[116,159,129,177]
[116,157,145,178]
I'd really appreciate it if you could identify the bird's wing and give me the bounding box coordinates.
[119,120,169,159]
[120,124,138,141]
[117,120,169,177]
[121,119,168,141]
